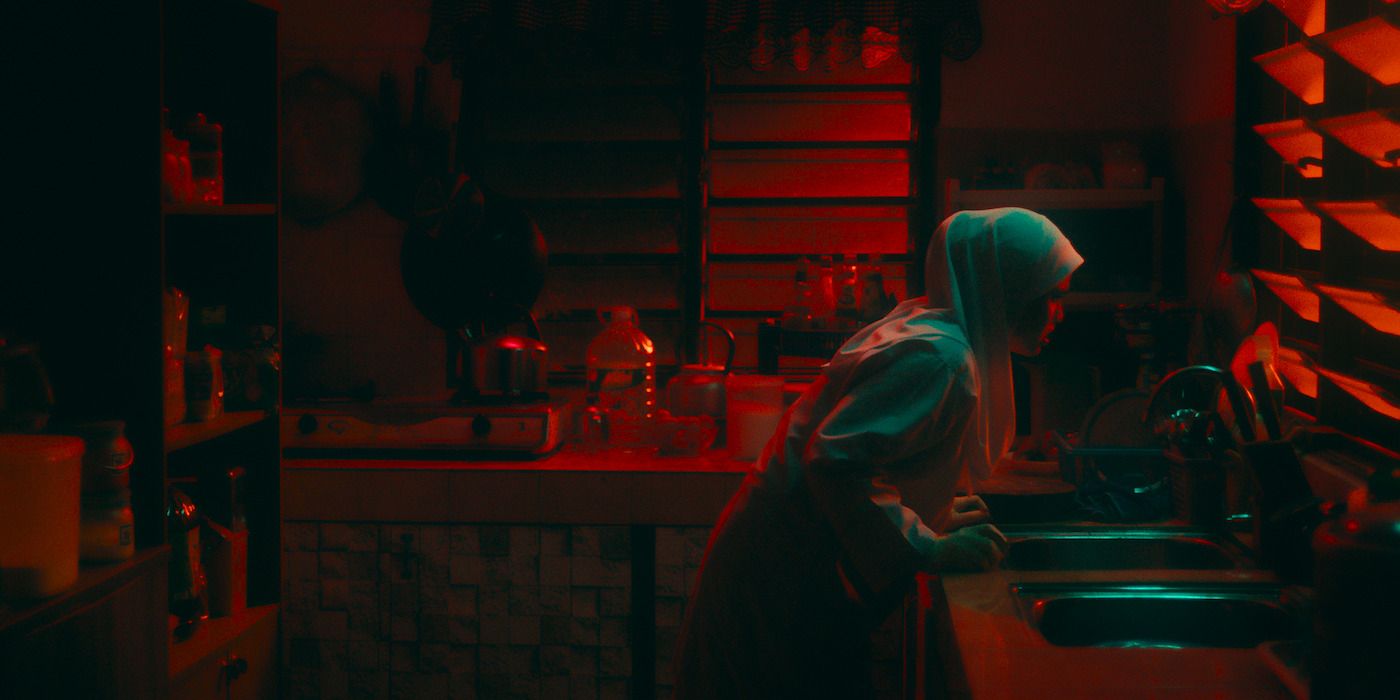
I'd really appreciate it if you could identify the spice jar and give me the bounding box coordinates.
[185,345,224,422]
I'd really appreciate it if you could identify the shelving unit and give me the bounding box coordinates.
[165,410,274,454]
[944,178,1166,309]
[158,0,283,696]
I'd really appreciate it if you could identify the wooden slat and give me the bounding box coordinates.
[712,92,910,142]
[478,150,681,200]
[535,265,682,316]
[532,207,680,255]
[484,92,683,142]
[709,148,909,199]
[712,57,911,87]
[709,205,907,254]
[707,261,908,312]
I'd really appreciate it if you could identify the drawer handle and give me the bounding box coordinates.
[221,655,249,684]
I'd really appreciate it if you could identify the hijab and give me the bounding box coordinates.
[924,208,1083,484]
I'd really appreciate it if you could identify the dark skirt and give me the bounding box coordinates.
[672,475,876,699]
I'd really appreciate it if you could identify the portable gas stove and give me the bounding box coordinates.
[282,393,573,460]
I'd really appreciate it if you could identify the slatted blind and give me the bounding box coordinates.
[1241,0,1400,453]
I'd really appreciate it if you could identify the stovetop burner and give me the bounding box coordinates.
[449,389,552,407]
[283,393,574,459]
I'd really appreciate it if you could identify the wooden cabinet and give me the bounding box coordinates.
[0,550,170,700]
[170,605,278,700]
[944,178,1165,310]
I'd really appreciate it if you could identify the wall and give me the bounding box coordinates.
[281,1,1238,400]
[280,0,454,400]
[1164,0,1237,308]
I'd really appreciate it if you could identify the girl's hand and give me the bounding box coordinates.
[945,494,992,530]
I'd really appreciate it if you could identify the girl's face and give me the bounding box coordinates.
[1009,276,1071,356]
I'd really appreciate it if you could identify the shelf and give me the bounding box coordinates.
[0,548,169,642]
[1252,197,1322,250]
[1315,111,1400,169]
[1314,15,1400,86]
[164,410,271,453]
[163,203,277,217]
[1253,119,1324,178]
[1315,201,1400,252]
[168,604,277,682]
[945,179,1164,209]
[1252,42,1324,105]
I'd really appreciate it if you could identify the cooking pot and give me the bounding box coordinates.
[666,322,736,419]
[458,312,547,400]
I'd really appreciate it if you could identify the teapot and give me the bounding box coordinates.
[666,322,736,420]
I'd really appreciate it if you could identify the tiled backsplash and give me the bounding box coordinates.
[284,521,905,699]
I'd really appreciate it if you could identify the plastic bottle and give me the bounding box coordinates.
[780,260,814,329]
[80,489,135,563]
[811,255,837,328]
[834,254,861,328]
[185,113,224,204]
[586,306,656,450]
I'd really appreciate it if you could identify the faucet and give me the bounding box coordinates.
[1145,365,1323,581]
[1143,364,1257,452]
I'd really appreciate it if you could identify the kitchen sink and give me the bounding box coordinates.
[1013,582,1299,648]
[1000,527,1247,571]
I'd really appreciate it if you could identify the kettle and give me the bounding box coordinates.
[457,311,548,401]
[666,322,736,420]
[0,339,56,433]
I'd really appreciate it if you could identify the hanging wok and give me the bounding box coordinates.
[401,174,548,335]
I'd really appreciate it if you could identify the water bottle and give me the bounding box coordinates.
[586,306,656,450]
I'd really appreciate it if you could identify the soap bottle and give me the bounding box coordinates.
[586,306,656,450]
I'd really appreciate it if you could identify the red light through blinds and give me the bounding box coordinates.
[1254,120,1324,178]
[1253,197,1322,250]
[1316,284,1400,336]
[1315,111,1400,169]
[1315,16,1400,86]
[1277,346,1319,399]
[1253,269,1321,322]
[1317,367,1400,420]
[1267,0,1325,37]
[1315,201,1400,251]
[1253,43,1325,105]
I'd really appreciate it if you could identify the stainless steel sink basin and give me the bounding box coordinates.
[1001,527,1247,571]
[1013,582,1298,648]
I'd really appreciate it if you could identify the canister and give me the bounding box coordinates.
[0,435,84,598]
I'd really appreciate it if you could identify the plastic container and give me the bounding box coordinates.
[185,345,225,422]
[185,113,224,204]
[80,490,135,563]
[585,306,656,450]
[72,420,134,493]
[0,435,85,599]
[725,374,785,461]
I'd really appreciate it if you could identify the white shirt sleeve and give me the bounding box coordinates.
[801,337,977,555]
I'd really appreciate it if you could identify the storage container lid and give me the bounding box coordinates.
[0,434,85,464]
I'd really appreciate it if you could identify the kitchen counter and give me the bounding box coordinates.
[921,547,1297,699]
[283,446,750,524]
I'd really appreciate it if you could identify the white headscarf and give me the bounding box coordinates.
[924,208,1084,484]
